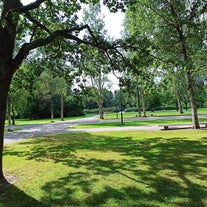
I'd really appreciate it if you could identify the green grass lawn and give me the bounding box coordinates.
[4,115,93,126]
[4,108,207,126]
[104,108,207,120]
[74,118,207,128]
[104,111,183,119]
[1,130,207,207]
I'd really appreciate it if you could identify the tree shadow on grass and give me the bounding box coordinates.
[5,133,207,207]
[0,181,47,207]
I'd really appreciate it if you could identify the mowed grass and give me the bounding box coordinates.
[4,108,207,126]
[1,130,207,207]
[4,115,92,126]
[104,111,185,119]
[104,108,207,120]
[74,118,207,128]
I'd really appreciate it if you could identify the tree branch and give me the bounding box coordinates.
[16,0,46,13]
[12,25,108,71]
[25,11,51,34]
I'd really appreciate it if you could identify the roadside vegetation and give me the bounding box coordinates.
[2,130,207,207]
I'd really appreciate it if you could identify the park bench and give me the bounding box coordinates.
[158,122,207,130]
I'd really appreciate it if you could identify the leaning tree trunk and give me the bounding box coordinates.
[186,71,199,129]
[0,72,13,181]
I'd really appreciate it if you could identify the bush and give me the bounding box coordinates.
[125,107,137,112]
[85,108,99,114]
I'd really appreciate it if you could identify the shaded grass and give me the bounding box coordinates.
[74,118,207,128]
[2,130,207,207]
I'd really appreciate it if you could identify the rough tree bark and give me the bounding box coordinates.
[0,0,22,181]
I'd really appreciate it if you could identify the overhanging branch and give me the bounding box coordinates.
[13,25,110,71]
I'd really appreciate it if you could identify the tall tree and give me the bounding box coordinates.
[79,3,111,119]
[35,70,55,122]
[125,0,207,128]
[79,52,111,119]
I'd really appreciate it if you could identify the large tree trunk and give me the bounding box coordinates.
[0,72,13,181]
[186,71,199,129]
[7,93,13,132]
[98,99,104,119]
[0,0,21,182]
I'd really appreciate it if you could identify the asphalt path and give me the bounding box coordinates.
[4,114,207,145]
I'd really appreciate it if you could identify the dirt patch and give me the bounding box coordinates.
[5,172,20,184]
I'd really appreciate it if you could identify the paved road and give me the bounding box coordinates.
[4,116,96,145]
[4,114,206,145]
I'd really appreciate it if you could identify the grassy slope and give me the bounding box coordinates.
[1,130,207,207]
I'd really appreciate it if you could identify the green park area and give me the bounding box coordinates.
[1,1,207,207]
[2,129,207,207]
